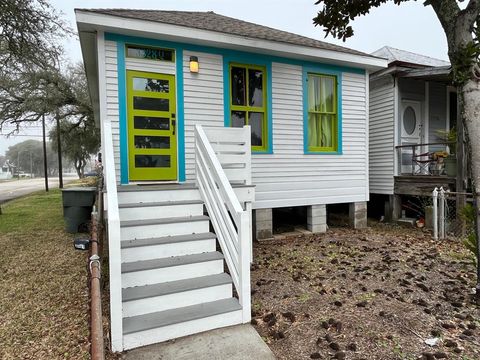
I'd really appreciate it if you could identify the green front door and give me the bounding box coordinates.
[127,71,177,181]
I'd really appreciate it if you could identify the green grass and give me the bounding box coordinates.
[0,190,90,359]
[0,190,64,234]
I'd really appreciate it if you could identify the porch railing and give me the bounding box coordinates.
[395,142,454,176]
[194,124,252,323]
[102,122,123,352]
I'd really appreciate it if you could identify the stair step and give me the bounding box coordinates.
[123,298,242,335]
[118,185,201,204]
[118,183,197,192]
[120,215,209,228]
[121,251,224,274]
[119,200,204,221]
[121,232,216,249]
[119,199,203,209]
[120,215,210,240]
[123,273,232,302]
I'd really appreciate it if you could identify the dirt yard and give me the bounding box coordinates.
[251,224,480,360]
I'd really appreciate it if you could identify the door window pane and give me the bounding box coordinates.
[135,155,170,168]
[249,112,263,147]
[133,78,169,93]
[134,135,170,149]
[403,106,416,135]
[231,67,246,106]
[248,69,263,107]
[231,111,246,127]
[133,97,169,111]
[134,116,169,130]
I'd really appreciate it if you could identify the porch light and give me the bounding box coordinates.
[189,56,199,73]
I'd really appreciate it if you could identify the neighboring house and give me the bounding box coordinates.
[0,162,13,180]
[369,46,462,219]
[76,9,386,352]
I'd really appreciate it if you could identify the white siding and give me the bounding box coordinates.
[369,76,395,194]
[182,58,368,208]
[250,63,368,208]
[183,51,224,180]
[104,40,121,183]
[428,82,447,151]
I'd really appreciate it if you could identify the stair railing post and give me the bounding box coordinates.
[433,187,438,240]
[238,211,251,323]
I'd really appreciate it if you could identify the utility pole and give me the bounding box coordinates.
[42,114,49,191]
[56,114,63,189]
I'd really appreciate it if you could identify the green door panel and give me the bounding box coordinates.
[126,70,177,181]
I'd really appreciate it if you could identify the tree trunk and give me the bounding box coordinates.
[461,78,480,295]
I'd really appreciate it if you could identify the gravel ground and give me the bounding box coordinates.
[251,224,480,360]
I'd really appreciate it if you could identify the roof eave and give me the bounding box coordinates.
[75,10,387,72]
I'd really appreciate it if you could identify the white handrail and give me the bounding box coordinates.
[195,125,251,323]
[102,122,123,351]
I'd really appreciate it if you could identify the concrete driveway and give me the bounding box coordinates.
[0,176,76,203]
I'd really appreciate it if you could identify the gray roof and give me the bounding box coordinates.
[79,9,375,58]
[372,46,449,67]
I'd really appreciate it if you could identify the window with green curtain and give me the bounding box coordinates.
[307,73,338,152]
[229,63,267,152]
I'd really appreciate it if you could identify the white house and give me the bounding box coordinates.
[76,9,386,352]
[369,46,461,220]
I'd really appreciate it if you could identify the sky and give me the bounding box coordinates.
[1,0,449,156]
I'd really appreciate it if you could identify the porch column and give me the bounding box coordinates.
[307,204,327,233]
[254,209,273,240]
[349,201,367,229]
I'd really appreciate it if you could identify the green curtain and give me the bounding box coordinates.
[308,75,334,148]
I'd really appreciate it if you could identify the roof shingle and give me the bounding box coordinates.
[79,9,376,58]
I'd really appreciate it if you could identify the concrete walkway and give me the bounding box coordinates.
[124,325,276,360]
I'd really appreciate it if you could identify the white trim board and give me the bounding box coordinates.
[76,11,387,72]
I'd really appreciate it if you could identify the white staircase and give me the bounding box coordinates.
[117,185,243,350]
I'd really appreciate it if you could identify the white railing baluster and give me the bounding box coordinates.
[194,124,252,324]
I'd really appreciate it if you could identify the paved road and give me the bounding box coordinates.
[0,176,76,203]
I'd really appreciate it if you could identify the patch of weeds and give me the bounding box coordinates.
[357,292,377,302]
[252,301,264,313]
[297,293,311,303]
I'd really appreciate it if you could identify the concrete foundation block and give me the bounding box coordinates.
[349,201,367,229]
[307,204,327,233]
[254,209,272,240]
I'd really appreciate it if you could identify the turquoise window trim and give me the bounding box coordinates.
[302,65,343,155]
[223,55,273,154]
[107,34,186,182]
[104,33,365,75]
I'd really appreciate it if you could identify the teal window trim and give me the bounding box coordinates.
[223,56,273,154]
[106,33,186,182]
[104,33,365,75]
[302,65,343,155]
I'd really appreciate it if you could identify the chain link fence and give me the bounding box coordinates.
[432,189,474,241]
